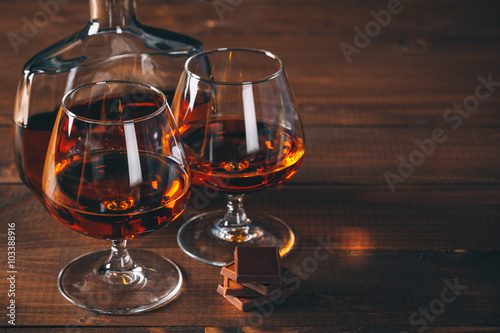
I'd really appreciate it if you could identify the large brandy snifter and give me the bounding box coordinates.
[42,81,191,314]
[172,48,305,266]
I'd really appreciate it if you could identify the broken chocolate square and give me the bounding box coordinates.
[242,270,297,295]
[220,261,236,281]
[217,283,292,312]
[234,246,281,283]
[223,277,263,297]
[221,262,296,295]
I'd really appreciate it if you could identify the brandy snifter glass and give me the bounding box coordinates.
[172,48,305,266]
[42,81,191,314]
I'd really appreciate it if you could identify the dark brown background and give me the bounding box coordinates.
[1,0,500,332]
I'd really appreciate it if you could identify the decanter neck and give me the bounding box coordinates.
[90,0,137,29]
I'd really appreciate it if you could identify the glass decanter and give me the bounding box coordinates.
[13,0,202,201]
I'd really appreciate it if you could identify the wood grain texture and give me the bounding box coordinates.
[0,128,19,183]
[1,0,500,331]
[1,184,500,330]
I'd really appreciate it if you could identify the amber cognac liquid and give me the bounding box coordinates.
[13,91,175,201]
[179,118,304,193]
[44,150,190,240]
[13,110,58,201]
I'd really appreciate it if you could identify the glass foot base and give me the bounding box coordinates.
[177,210,295,266]
[58,249,182,314]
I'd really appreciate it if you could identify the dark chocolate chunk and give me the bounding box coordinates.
[242,270,297,295]
[221,260,296,295]
[234,246,281,283]
[217,283,292,312]
[223,277,263,297]
[220,261,236,280]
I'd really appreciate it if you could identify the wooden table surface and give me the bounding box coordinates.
[2,0,500,332]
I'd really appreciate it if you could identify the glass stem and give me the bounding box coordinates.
[220,194,250,228]
[212,194,263,242]
[106,240,135,272]
[100,240,144,287]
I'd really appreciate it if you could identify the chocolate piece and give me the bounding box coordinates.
[221,261,295,295]
[217,283,292,312]
[242,270,297,295]
[220,261,236,281]
[223,277,263,297]
[234,246,281,283]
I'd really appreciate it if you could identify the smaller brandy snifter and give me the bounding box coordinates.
[42,81,191,314]
[172,48,305,266]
